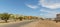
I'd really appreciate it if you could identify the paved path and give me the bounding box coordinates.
[0,20,36,27]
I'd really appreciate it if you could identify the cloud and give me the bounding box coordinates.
[40,9,60,14]
[40,9,60,18]
[39,0,60,18]
[26,4,38,9]
[25,0,60,18]
[39,0,60,9]
[40,9,50,13]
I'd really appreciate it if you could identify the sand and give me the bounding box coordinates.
[21,20,60,27]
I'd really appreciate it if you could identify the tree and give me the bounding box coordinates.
[23,16,28,20]
[0,13,11,23]
[19,16,23,21]
[10,14,17,22]
[40,18,44,20]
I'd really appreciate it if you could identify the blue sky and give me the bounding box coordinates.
[0,0,60,18]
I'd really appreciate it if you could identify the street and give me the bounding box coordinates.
[0,20,36,27]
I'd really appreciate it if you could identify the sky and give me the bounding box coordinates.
[0,0,60,18]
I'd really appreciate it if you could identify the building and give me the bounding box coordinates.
[55,14,60,20]
[56,14,60,18]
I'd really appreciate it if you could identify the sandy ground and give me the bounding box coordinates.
[36,20,60,27]
[21,20,60,27]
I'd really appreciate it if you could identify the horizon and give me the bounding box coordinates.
[0,0,60,18]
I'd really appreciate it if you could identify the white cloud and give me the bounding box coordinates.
[40,9,60,14]
[40,9,50,12]
[40,9,60,18]
[39,0,60,9]
[44,13,56,18]
[26,4,38,9]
